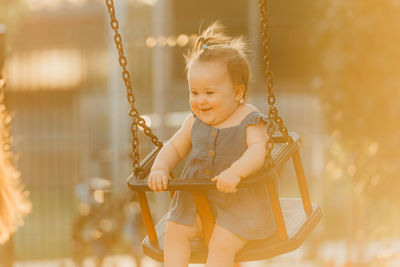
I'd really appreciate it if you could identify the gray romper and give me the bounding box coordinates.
[167,111,276,240]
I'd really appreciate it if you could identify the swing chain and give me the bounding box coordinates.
[258,0,291,165]
[105,0,163,172]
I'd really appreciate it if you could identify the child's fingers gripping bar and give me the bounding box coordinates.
[156,176,163,191]
[149,174,160,191]
[162,176,169,190]
[147,175,153,190]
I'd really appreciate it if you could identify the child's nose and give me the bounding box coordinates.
[199,94,207,104]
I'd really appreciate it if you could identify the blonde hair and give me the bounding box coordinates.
[0,84,31,244]
[185,22,251,99]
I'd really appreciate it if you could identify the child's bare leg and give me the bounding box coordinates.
[164,215,202,267]
[205,224,248,267]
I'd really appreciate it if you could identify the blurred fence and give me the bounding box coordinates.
[8,90,83,259]
[3,3,151,260]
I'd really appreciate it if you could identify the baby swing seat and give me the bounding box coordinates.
[127,132,322,262]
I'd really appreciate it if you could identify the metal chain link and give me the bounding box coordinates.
[105,0,163,173]
[106,0,290,169]
[258,0,292,166]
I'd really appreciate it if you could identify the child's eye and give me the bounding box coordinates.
[206,91,214,95]
[190,91,198,96]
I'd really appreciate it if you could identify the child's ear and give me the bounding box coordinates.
[235,84,245,102]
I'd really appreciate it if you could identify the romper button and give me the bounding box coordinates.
[211,130,217,137]
[204,169,210,176]
[208,151,214,158]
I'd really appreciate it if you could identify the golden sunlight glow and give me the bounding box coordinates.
[93,190,105,204]
[329,143,341,157]
[176,34,189,47]
[99,219,113,232]
[66,0,86,6]
[367,142,379,157]
[134,0,158,6]
[91,229,102,239]
[7,49,83,90]
[24,0,86,10]
[332,168,343,180]
[146,34,192,48]
[347,164,357,177]
[370,175,381,186]
[166,36,177,47]
[139,115,152,129]
[2,0,399,264]
[145,36,157,48]
[189,34,198,45]
[157,36,167,47]
[78,203,90,216]
[325,160,336,173]
[25,0,63,10]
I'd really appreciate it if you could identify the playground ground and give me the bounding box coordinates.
[13,240,400,267]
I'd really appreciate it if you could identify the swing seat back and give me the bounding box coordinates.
[127,132,322,263]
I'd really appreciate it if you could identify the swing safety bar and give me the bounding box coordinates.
[127,132,301,191]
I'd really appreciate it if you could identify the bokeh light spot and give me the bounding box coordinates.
[145,36,157,48]
[176,34,189,47]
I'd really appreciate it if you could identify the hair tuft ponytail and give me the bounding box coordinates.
[185,22,251,100]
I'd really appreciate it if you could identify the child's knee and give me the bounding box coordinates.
[207,225,248,255]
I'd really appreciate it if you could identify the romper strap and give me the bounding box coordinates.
[240,111,269,127]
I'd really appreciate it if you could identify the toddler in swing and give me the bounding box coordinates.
[148,22,276,267]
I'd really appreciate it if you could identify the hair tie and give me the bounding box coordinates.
[202,44,208,50]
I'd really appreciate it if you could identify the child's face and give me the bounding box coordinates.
[188,60,243,127]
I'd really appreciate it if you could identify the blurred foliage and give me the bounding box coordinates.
[317,1,400,239]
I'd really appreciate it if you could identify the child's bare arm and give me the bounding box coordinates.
[211,121,268,193]
[230,121,268,178]
[148,114,194,192]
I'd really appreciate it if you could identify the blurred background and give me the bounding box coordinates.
[1,0,400,266]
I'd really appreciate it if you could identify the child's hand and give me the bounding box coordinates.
[148,169,171,192]
[211,169,241,193]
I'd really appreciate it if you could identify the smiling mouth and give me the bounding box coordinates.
[200,108,212,112]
